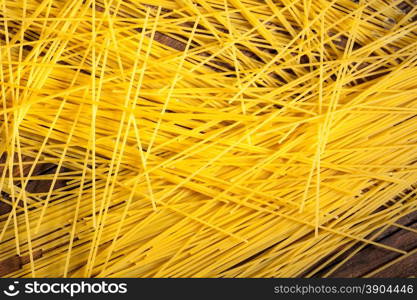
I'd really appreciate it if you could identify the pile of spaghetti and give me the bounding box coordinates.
[0,0,417,277]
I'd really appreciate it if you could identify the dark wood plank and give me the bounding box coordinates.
[0,250,42,277]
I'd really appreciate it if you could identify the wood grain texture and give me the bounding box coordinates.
[0,0,416,278]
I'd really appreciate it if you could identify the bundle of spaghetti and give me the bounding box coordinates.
[0,0,417,277]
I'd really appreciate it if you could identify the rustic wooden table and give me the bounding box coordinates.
[1,0,416,276]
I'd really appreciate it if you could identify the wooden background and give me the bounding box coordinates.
[1,0,417,278]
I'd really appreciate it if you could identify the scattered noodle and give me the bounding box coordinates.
[0,0,416,278]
